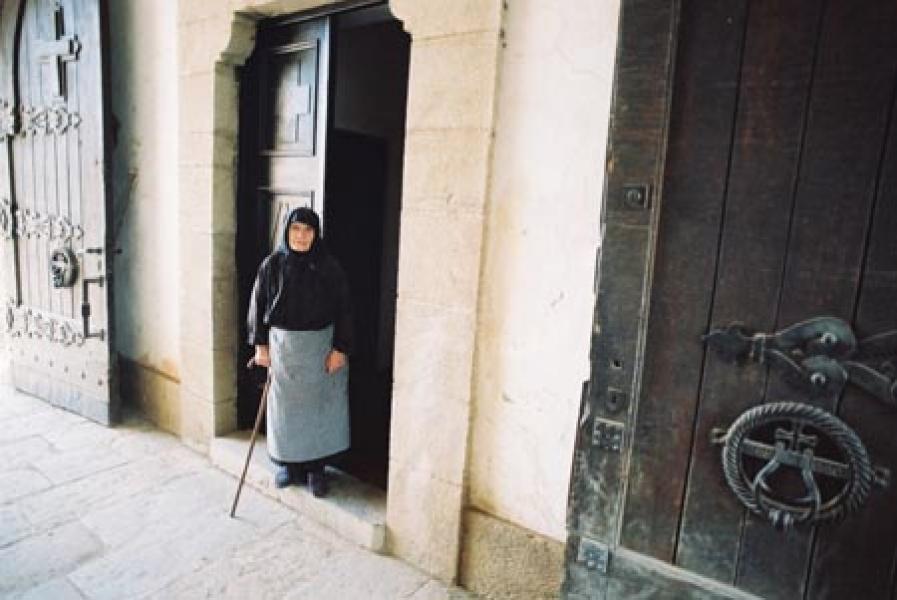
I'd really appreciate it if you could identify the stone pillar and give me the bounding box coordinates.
[386,0,505,582]
[176,9,257,449]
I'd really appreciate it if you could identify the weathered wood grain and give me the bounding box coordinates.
[735,1,897,597]
[674,0,822,583]
[805,67,897,600]
[565,0,679,559]
[0,1,23,307]
[608,547,762,600]
[620,0,748,560]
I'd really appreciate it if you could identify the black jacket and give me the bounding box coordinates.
[246,211,354,354]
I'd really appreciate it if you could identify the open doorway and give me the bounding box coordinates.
[325,7,410,488]
[235,4,409,491]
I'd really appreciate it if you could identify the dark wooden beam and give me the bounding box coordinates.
[563,0,680,596]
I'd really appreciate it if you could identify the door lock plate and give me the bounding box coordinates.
[592,418,624,453]
[577,538,610,573]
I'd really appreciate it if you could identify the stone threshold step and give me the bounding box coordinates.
[210,431,386,553]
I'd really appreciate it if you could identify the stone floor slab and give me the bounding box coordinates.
[13,577,86,600]
[0,436,56,472]
[0,408,84,446]
[30,442,135,486]
[0,468,53,504]
[0,391,54,421]
[0,506,35,548]
[0,521,102,597]
[283,549,432,599]
[144,520,339,600]
[17,448,203,532]
[0,386,475,600]
[71,490,295,600]
[79,468,293,551]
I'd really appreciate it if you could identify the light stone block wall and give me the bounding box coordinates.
[107,0,181,429]
[387,0,504,582]
[468,0,621,543]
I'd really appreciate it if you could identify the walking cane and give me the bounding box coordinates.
[230,358,271,518]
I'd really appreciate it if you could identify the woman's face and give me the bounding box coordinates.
[288,222,315,252]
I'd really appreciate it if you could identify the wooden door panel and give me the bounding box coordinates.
[806,92,897,599]
[674,0,823,582]
[264,155,319,192]
[256,17,330,250]
[620,0,750,560]
[735,2,897,597]
[1,0,115,424]
[265,43,319,155]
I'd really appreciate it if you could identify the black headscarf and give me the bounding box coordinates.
[280,206,322,258]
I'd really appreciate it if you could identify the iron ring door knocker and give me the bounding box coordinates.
[712,401,876,530]
[705,317,894,530]
[50,246,78,288]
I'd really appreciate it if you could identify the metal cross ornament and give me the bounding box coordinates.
[35,1,80,103]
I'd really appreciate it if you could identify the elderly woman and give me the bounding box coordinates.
[246,207,353,497]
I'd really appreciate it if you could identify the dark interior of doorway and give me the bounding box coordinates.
[235,5,410,490]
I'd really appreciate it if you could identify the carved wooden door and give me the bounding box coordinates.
[236,15,332,427]
[0,0,115,424]
[565,1,897,599]
[255,17,332,250]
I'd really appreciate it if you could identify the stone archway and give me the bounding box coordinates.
[176,0,504,581]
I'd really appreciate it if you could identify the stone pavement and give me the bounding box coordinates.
[0,386,474,600]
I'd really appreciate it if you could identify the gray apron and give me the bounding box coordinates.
[267,325,350,462]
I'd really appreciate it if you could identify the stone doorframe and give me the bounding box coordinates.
[176,0,504,582]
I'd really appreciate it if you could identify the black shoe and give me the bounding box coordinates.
[288,464,308,484]
[308,470,328,498]
[274,465,292,489]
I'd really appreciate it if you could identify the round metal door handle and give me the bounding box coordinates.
[50,247,78,288]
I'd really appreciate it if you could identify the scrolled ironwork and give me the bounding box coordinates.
[21,104,81,136]
[11,208,83,242]
[705,317,897,406]
[0,99,17,138]
[704,316,858,364]
[0,198,14,240]
[6,303,84,347]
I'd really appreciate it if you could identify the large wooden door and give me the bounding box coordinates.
[565,1,897,598]
[0,0,115,424]
[255,17,331,249]
[236,15,332,427]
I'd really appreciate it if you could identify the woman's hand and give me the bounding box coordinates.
[325,349,347,374]
[254,345,271,368]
